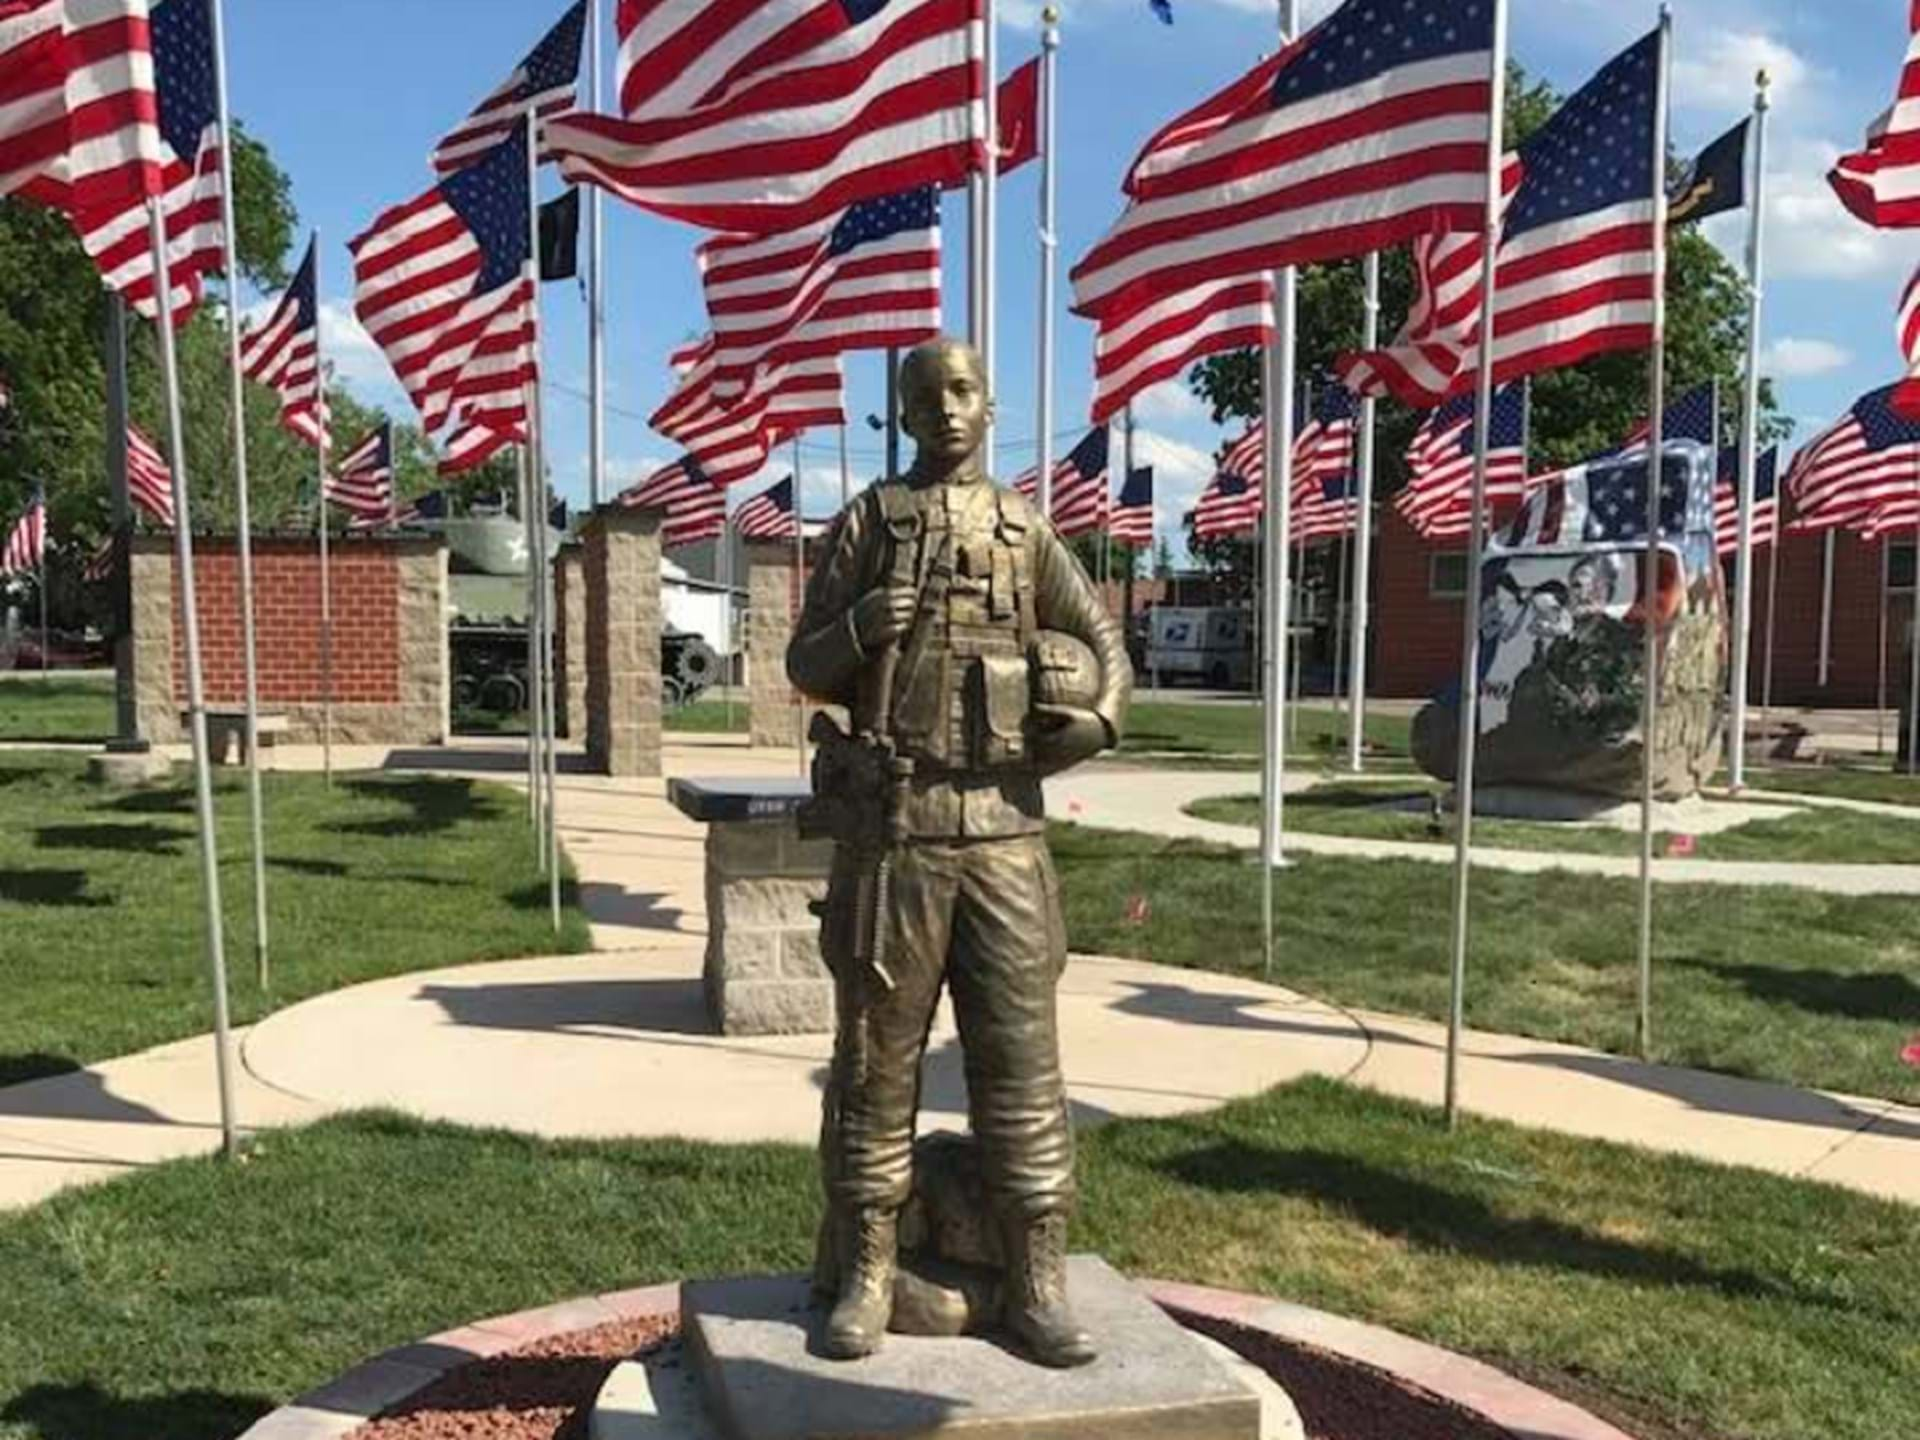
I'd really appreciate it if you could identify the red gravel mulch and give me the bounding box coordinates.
[347,1316,677,1440]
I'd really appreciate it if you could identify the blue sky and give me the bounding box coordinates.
[223,0,1919,549]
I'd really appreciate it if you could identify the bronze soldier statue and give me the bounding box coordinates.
[788,337,1131,1368]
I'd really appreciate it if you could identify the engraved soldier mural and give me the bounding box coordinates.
[788,338,1131,1367]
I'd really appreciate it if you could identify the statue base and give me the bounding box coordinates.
[594,1258,1268,1440]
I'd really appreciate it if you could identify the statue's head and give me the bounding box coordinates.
[898,337,992,468]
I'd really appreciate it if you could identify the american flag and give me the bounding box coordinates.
[329,425,394,530]
[83,533,114,584]
[619,455,727,548]
[1501,448,1713,552]
[1897,262,1920,422]
[1829,2,1920,230]
[699,184,940,403]
[549,0,982,234]
[734,474,797,541]
[1786,385,1920,533]
[1615,382,1718,454]
[1,492,45,577]
[1090,276,1272,426]
[1015,427,1111,539]
[1190,470,1259,540]
[430,1,584,176]
[1336,155,1523,406]
[127,422,175,527]
[651,337,845,487]
[1713,443,1778,556]
[1484,31,1661,388]
[1110,466,1154,547]
[1069,0,1499,324]
[2,0,162,214]
[351,124,535,468]
[1290,384,1358,545]
[1219,422,1264,489]
[393,488,449,527]
[239,235,326,447]
[62,0,224,324]
[1396,381,1528,541]
[439,423,517,476]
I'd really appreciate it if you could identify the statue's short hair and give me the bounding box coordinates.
[899,337,985,402]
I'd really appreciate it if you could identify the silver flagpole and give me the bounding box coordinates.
[36,486,47,675]
[520,448,539,824]
[1348,251,1380,773]
[792,441,806,776]
[210,0,271,985]
[524,120,554,882]
[1817,529,1836,687]
[1036,12,1059,520]
[587,0,606,510]
[148,198,240,1158]
[1729,70,1770,789]
[1634,8,1673,1062]
[1908,503,1920,774]
[1878,537,1890,754]
[722,500,736,731]
[982,0,999,464]
[314,230,334,788]
[1261,0,1300,981]
[885,348,902,481]
[1761,521,1781,741]
[1443,0,1510,1127]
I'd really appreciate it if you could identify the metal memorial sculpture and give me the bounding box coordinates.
[1412,440,1730,800]
[788,338,1131,1368]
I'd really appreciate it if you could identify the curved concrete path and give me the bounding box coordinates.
[1,737,1916,1215]
[1048,766,1920,896]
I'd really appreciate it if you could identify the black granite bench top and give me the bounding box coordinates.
[669,775,814,823]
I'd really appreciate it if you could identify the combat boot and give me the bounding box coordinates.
[1002,1211,1096,1368]
[823,1208,897,1359]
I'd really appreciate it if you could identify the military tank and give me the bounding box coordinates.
[418,511,722,715]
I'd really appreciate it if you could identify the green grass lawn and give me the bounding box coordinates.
[1118,700,1411,767]
[1740,763,1920,808]
[0,675,114,742]
[1,1083,1913,1440]
[0,754,590,1087]
[665,698,749,733]
[1186,783,1920,862]
[1051,824,1920,1105]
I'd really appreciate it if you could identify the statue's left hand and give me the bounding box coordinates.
[1027,704,1112,773]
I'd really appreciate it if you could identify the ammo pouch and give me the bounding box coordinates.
[966,652,1030,769]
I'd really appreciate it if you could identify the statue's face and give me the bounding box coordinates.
[900,343,991,465]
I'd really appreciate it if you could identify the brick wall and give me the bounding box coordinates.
[1374,507,1470,698]
[133,534,448,744]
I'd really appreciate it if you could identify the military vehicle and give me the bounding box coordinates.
[420,511,722,715]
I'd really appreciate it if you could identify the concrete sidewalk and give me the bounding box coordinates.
[2,737,1916,1215]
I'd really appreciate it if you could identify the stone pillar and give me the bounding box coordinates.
[704,817,835,1035]
[584,506,663,777]
[553,542,587,740]
[747,540,802,749]
[130,538,179,744]
[396,543,451,745]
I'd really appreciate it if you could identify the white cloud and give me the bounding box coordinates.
[1671,28,1811,116]
[1698,137,1917,282]
[1130,379,1207,422]
[318,302,406,402]
[1762,337,1852,378]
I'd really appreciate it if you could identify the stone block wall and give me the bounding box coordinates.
[132,535,449,745]
[553,542,587,740]
[747,541,803,749]
[583,506,663,777]
[703,818,835,1035]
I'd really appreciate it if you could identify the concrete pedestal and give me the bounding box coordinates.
[87,750,172,787]
[670,777,834,1036]
[584,507,664,777]
[593,1260,1265,1440]
[746,541,802,750]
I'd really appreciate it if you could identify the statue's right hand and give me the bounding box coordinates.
[854,584,917,648]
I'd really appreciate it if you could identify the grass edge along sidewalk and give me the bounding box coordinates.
[0,753,590,1087]
[1051,824,1920,1107]
[0,1080,1913,1440]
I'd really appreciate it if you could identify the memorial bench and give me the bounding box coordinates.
[186,709,290,765]
[668,776,836,1037]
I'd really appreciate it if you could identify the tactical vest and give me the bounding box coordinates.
[875,479,1037,774]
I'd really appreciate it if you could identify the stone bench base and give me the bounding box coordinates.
[188,710,291,766]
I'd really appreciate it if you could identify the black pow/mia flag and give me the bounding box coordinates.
[1668,119,1750,226]
[539,188,581,282]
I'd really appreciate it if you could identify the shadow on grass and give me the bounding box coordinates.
[267,856,351,878]
[33,823,191,856]
[0,767,46,788]
[1,1381,274,1440]
[1160,1141,1811,1311]
[1672,955,1920,1025]
[0,1052,80,1088]
[95,786,191,815]
[327,777,501,838]
[0,869,112,908]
